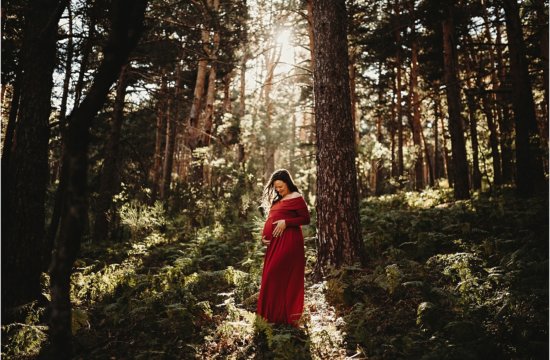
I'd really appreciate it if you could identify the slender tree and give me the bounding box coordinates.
[47,1,147,357]
[312,0,364,277]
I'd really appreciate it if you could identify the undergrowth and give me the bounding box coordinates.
[2,187,547,359]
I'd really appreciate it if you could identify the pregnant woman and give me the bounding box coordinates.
[257,169,310,326]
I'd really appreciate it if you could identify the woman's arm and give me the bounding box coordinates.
[285,205,310,226]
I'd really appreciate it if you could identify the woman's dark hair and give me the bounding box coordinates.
[260,169,300,216]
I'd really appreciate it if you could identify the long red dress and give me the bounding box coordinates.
[257,196,310,326]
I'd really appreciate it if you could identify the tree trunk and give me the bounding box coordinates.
[2,0,67,315]
[495,19,515,184]
[263,42,283,181]
[409,19,424,190]
[47,1,146,357]
[442,8,470,199]
[502,0,546,196]
[466,91,482,190]
[394,6,404,178]
[312,0,364,278]
[151,71,168,200]
[160,97,175,199]
[92,64,129,243]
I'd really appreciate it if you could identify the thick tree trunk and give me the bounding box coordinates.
[92,64,129,243]
[502,0,546,196]
[47,1,146,357]
[312,0,364,278]
[2,0,67,315]
[442,9,470,199]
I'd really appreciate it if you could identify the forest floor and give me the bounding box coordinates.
[2,188,548,359]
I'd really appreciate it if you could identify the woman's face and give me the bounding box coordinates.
[273,180,289,197]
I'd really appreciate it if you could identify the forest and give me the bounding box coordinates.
[1,0,548,359]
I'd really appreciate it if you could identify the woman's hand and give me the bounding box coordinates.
[272,219,286,238]
[262,236,271,246]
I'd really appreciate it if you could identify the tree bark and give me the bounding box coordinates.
[312,0,364,278]
[92,64,130,243]
[47,1,146,357]
[502,0,546,196]
[160,96,175,199]
[1,0,67,314]
[442,7,470,199]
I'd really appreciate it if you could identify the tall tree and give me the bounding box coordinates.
[501,0,546,196]
[311,0,364,277]
[441,3,470,199]
[1,0,68,314]
[47,0,147,357]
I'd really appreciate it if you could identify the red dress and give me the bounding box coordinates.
[257,196,310,326]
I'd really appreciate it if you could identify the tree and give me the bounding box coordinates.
[441,3,470,199]
[1,0,68,315]
[501,0,546,196]
[47,0,147,357]
[311,0,364,277]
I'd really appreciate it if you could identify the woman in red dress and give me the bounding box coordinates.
[257,169,310,326]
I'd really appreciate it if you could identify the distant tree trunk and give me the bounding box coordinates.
[2,0,67,315]
[236,53,247,165]
[433,96,440,180]
[47,1,146,357]
[409,26,424,190]
[394,6,404,178]
[374,64,385,195]
[421,127,435,187]
[442,7,470,199]
[481,4,503,186]
[263,42,282,181]
[199,0,220,149]
[495,20,515,184]
[92,64,129,243]
[466,91,482,190]
[151,71,168,200]
[312,0,364,277]
[441,116,453,186]
[502,0,546,196]
[160,97,175,199]
[187,22,210,150]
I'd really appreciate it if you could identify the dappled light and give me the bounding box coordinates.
[2,0,548,359]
